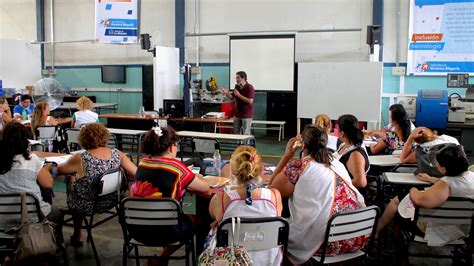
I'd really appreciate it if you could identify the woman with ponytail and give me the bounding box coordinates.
[315,114,338,152]
[370,106,411,155]
[209,146,283,265]
[269,125,366,264]
[335,115,370,189]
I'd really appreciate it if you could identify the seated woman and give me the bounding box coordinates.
[209,146,283,266]
[31,102,57,137]
[399,127,459,165]
[71,96,99,128]
[130,126,209,262]
[335,114,369,189]
[269,125,366,264]
[0,122,63,240]
[0,97,12,133]
[376,145,473,246]
[365,104,416,138]
[315,114,338,152]
[369,107,411,155]
[57,123,136,246]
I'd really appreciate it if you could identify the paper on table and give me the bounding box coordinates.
[45,155,72,165]
[204,176,229,188]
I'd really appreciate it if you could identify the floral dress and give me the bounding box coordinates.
[285,157,368,264]
[380,131,403,154]
[67,149,121,215]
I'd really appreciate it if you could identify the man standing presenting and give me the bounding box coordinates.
[222,71,254,135]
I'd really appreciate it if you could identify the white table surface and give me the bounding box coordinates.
[383,172,430,185]
[368,155,402,167]
[107,128,147,136]
[177,131,253,141]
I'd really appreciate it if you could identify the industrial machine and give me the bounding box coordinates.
[447,73,474,124]
[416,90,448,129]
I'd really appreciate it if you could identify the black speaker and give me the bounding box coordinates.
[142,65,154,111]
[366,25,382,45]
[140,33,151,50]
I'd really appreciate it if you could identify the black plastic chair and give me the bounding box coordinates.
[119,197,196,266]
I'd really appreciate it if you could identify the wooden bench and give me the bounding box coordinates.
[214,119,286,141]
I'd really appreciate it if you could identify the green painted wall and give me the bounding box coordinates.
[53,66,142,114]
[53,64,457,129]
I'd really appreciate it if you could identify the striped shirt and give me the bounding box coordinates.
[131,157,195,201]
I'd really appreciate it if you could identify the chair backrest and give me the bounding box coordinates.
[99,169,122,197]
[318,206,379,262]
[192,138,220,154]
[108,134,118,149]
[0,193,42,230]
[416,197,474,225]
[36,126,56,140]
[120,197,181,226]
[66,128,80,145]
[216,217,289,255]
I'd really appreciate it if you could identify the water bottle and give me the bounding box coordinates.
[48,139,53,152]
[213,149,221,176]
[21,109,27,120]
[138,106,145,118]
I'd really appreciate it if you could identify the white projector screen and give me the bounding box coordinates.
[229,35,295,92]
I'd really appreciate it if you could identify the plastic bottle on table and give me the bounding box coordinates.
[21,109,27,120]
[213,149,221,176]
[48,139,54,152]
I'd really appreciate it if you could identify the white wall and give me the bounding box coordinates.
[43,0,175,66]
[185,0,373,63]
[0,0,37,40]
[383,0,410,63]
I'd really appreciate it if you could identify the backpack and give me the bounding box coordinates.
[415,143,457,177]
[52,125,69,153]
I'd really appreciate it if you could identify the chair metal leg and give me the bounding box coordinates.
[86,216,101,266]
[191,238,196,266]
[123,243,128,266]
[134,245,139,266]
[185,242,190,266]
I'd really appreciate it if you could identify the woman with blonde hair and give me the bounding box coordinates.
[72,96,98,128]
[315,114,338,152]
[209,146,283,265]
[31,102,57,136]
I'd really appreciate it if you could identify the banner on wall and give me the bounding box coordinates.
[407,0,474,75]
[95,0,138,44]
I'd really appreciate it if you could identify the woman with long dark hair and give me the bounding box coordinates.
[0,122,63,236]
[335,114,370,188]
[269,125,366,264]
[369,107,411,154]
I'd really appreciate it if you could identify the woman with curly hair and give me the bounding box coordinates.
[56,123,136,246]
[71,96,98,128]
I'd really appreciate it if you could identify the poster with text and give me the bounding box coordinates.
[408,0,474,75]
[95,0,138,44]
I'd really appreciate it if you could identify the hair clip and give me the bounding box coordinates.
[152,127,163,137]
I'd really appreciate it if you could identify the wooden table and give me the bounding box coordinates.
[57,102,118,114]
[99,113,227,131]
